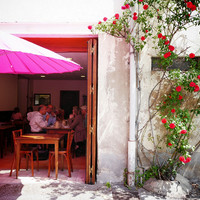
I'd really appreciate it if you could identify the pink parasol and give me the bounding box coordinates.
[0,31,81,74]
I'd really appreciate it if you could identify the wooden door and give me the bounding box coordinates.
[60,91,79,118]
[86,39,98,184]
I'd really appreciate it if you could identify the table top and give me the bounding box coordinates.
[16,133,65,142]
[46,126,71,130]
[0,125,15,130]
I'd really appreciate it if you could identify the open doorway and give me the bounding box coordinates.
[16,36,98,183]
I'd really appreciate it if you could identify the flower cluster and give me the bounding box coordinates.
[133,12,138,20]
[185,1,196,11]
[189,81,199,92]
[121,4,130,10]
[179,156,191,163]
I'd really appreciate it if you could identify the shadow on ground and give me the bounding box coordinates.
[0,183,23,200]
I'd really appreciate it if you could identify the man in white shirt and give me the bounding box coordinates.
[29,105,49,132]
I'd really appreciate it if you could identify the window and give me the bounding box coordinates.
[34,94,51,106]
[152,57,200,71]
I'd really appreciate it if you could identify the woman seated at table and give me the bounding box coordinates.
[11,107,23,121]
[68,106,86,156]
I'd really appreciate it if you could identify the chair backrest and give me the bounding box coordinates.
[12,129,23,150]
[66,130,74,153]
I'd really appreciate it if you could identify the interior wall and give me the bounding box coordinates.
[32,79,87,111]
[0,74,18,111]
[97,33,130,183]
[18,78,28,116]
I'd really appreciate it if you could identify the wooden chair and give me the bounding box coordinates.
[48,130,74,177]
[9,129,39,177]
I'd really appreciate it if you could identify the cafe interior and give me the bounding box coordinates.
[0,35,89,182]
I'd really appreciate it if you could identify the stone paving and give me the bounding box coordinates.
[0,169,199,200]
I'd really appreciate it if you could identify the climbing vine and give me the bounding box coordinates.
[88,0,200,184]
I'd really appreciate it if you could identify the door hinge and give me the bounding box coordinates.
[90,126,93,134]
[89,166,93,175]
[90,85,94,94]
[90,47,95,54]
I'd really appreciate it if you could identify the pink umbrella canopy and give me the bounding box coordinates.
[0,31,81,74]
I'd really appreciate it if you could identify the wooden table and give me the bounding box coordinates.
[46,127,71,148]
[15,133,65,179]
[0,125,15,158]
[46,127,71,134]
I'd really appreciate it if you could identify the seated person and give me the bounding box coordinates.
[11,107,23,121]
[29,105,49,133]
[27,106,37,122]
[54,109,65,128]
[43,104,56,127]
[80,105,87,129]
[68,106,86,155]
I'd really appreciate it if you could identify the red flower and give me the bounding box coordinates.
[115,13,119,19]
[168,142,173,146]
[194,85,199,92]
[133,16,138,20]
[125,4,130,9]
[197,75,200,79]
[165,40,170,45]
[191,4,196,11]
[185,157,191,163]
[139,0,143,2]
[143,4,148,10]
[157,9,159,11]
[169,123,175,129]
[164,52,171,58]
[189,53,195,58]
[180,130,187,134]
[189,82,196,87]
[145,30,148,33]
[88,25,92,30]
[121,6,126,10]
[133,12,137,16]
[179,156,186,162]
[103,17,108,21]
[176,86,182,92]
[113,20,116,25]
[169,45,175,51]
[171,109,175,113]
[162,36,166,40]
[163,101,166,104]
[141,36,145,41]
[169,96,172,98]
[187,2,193,8]
[178,95,183,100]
[158,33,163,38]
[98,21,102,24]
[162,118,167,124]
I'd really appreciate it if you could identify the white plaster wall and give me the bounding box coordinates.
[0,74,18,111]
[97,33,130,183]
[0,0,125,35]
[0,0,124,23]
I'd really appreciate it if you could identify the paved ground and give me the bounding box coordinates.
[0,169,200,200]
